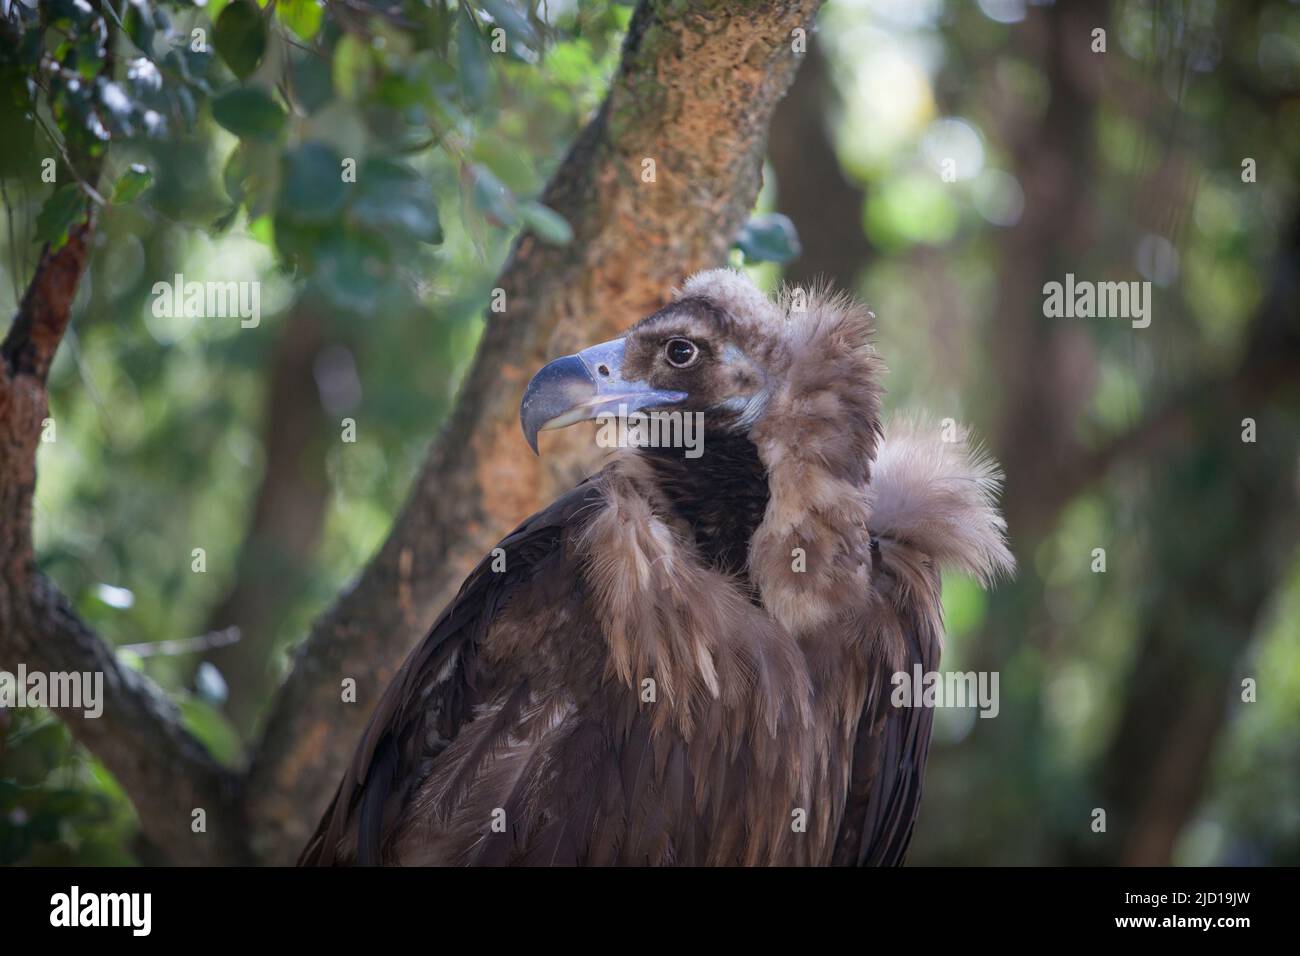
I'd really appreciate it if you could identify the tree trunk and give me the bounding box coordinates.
[948,0,1109,865]
[989,0,1108,544]
[1096,213,1300,865]
[199,300,333,739]
[769,37,871,291]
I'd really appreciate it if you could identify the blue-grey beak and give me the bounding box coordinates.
[519,338,687,454]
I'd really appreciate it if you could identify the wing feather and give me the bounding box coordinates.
[298,481,604,866]
[832,558,942,867]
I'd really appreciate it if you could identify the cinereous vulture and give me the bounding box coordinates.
[301,270,1014,866]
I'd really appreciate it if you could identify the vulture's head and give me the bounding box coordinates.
[520,269,884,481]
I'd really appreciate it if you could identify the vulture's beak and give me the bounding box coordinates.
[520,337,688,454]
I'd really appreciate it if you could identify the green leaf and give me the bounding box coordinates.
[214,0,268,80]
[279,141,347,225]
[351,158,442,244]
[457,6,490,107]
[73,26,109,80]
[271,211,322,265]
[111,163,152,203]
[249,214,274,247]
[733,213,801,265]
[332,33,368,101]
[278,0,324,41]
[290,51,333,114]
[223,140,279,217]
[210,87,286,141]
[315,231,389,315]
[0,69,37,178]
[519,200,572,245]
[35,185,86,247]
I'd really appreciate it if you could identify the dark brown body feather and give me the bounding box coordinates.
[301,463,823,865]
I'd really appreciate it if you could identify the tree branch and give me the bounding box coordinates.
[8,576,249,865]
[1025,343,1300,529]
[0,221,246,863]
[196,299,332,738]
[246,0,823,862]
[1,222,94,381]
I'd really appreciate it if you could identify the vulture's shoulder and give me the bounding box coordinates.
[298,474,609,865]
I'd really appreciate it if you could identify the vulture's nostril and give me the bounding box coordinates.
[596,364,610,377]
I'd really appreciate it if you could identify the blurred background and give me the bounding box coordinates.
[1,0,1297,865]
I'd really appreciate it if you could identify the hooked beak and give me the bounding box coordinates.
[519,337,687,454]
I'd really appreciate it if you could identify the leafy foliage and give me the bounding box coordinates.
[4,0,601,301]
[0,0,631,863]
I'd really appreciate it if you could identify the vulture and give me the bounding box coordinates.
[300,270,1013,866]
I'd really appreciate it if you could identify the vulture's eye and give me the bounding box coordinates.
[665,338,700,368]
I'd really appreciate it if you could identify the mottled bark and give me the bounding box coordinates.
[1,226,96,562]
[246,0,822,862]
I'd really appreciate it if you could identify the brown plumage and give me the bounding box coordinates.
[300,270,1013,866]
